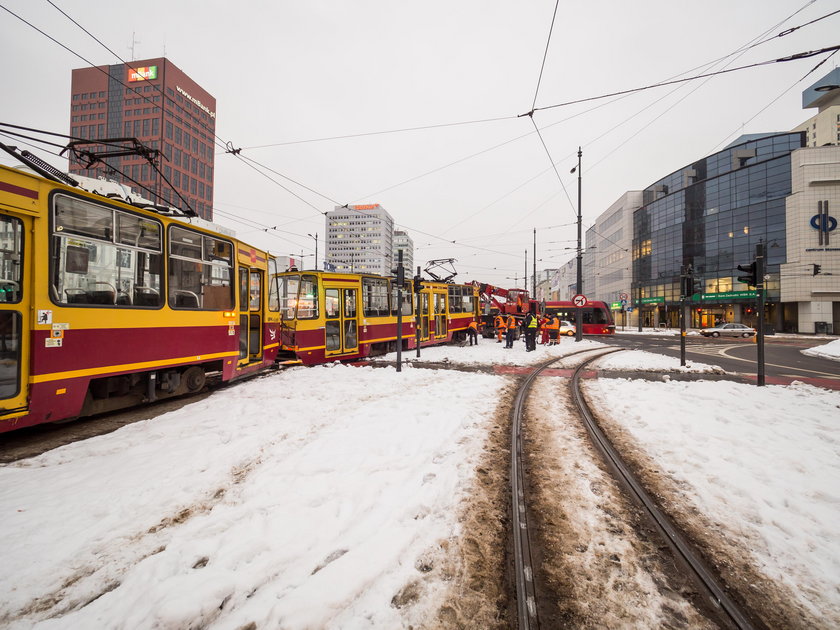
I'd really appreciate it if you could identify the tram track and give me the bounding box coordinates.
[509,347,766,630]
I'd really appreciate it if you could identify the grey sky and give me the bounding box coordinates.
[2,0,838,287]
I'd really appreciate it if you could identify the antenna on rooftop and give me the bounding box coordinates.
[129,32,140,61]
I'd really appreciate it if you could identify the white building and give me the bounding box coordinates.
[325,204,394,275]
[392,230,414,273]
[792,68,840,148]
[585,191,642,304]
[780,144,840,333]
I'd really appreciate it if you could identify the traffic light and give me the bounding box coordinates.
[413,275,423,293]
[812,263,821,276]
[692,278,703,295]
[737,262,757,287]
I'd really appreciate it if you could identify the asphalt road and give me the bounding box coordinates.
[602,332,839,385]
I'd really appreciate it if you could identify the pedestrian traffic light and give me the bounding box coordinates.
[812,263,821,276]
[737,262,757,287]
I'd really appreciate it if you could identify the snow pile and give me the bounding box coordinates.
[593,349,723,373]
[802,338,840,362]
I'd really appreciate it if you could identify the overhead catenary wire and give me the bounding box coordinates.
[6,2,838,287]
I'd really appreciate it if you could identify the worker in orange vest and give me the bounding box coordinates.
[538,315,549,344]
[504,313,517,348]
[546,315,561,345]
[494,314,505,343]
[467,319,479,346]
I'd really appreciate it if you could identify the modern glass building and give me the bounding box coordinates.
[632,132,806,330]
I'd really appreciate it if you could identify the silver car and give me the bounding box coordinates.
[700,323,756,338]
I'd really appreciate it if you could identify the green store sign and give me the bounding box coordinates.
[640,296,665,304]
[700,291,757,300]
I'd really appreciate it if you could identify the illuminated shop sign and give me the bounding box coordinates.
[128,66,157,82]
[176,86,216,119]
[350,204,379,210]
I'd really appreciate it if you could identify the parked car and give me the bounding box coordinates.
[700,323,756,338]
[559,320,576,336]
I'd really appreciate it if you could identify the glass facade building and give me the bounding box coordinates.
[632,132,805,329]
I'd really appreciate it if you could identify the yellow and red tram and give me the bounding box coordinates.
[274,270,479,365]
[0,163,280,433]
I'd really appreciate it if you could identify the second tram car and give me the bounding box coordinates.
[273,270,479,365]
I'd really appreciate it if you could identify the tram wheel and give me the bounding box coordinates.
[180,366,206,394]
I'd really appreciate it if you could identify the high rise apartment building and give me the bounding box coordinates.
[69,57,216,220]
[392,229,414,272]
[325,204,394,275]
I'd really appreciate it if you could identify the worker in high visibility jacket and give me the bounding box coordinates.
[524,310,538,351]
[494,314,505,342]
[545,315,561,345]
[538,316,550,345]
[504,314,517,348]
[467,320,479,346]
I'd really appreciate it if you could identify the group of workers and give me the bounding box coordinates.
[489,311,564,350]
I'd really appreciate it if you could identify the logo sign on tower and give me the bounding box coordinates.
[128,66,158,82]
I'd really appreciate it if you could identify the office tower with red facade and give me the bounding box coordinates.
[69,57,216,220]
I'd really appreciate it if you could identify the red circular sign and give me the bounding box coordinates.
[572,294,587,307]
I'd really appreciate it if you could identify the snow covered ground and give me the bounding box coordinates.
[1,336,838,628]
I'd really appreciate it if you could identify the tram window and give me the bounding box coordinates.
[168,226,233,310]
[362,277,389,317]
[268,259,280,312]
[0,215,23,304]
[0,311,22,398]
[249,271,261,311]
[278,275,300,318]
[325,320,341,351]
[390,283,412,316]
[345,290,356,318]
[51,196,163,307]
[55,197,112,241]
[325,288,340,318]
[297,275,318,319]
[448,286,464,313]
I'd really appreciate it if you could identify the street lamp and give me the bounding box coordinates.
[570,147,583,342]
[307,233,318,271]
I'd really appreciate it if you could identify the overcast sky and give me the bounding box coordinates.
[2,0,838,287]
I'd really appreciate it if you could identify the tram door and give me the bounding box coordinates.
[324,286,359,357]
[0,213,30,417]
[238,266,264,364]
[418,291,430,342]
[433,290,447,340]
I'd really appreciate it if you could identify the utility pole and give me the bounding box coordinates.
[396,250,404,372]
[756,241,766,386]
[532,229,537,298]
[575,147,583,342]
[524,250,528,295]
[414,266,422,358]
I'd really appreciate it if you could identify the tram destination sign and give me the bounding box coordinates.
[700,290,757,300]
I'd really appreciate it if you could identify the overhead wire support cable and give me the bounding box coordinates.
[531,44,840,113]
[527,116,576,215]
[530,0,560,112]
